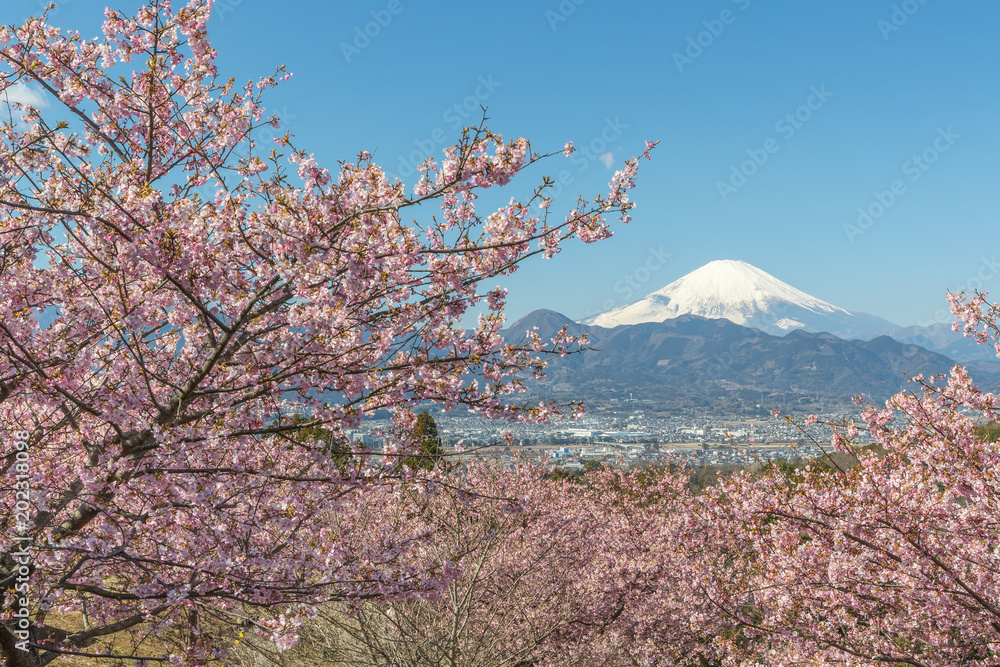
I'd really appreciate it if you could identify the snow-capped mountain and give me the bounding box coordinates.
[582,260,897,339]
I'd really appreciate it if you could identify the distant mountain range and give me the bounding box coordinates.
[581,259,996,365]
[502,260,1000,410]
[505,310,969,410]
[871,322,1000,364]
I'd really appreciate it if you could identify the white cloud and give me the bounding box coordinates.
[1,83,48,128]
[599,152,615,169]
[2,82,48,112]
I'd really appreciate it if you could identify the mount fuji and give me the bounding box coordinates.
[582,260,897,339]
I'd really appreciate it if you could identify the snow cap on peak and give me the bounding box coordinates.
[582,259,894,339]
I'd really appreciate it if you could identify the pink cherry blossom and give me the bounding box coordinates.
[0,2,654,664]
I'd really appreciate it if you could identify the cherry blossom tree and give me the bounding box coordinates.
[229,460,743,667]
[539,329,1000,666]
[700,291,1000,665]
[528,465,773,666]
[261,460,595,667]
[0,1,653,664]
[173,287,1000,667]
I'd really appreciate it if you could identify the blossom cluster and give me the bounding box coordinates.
[0,1,653,663]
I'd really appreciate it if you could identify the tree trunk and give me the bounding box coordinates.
[0,624,42,667]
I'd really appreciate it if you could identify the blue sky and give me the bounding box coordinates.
[6,0,999,329]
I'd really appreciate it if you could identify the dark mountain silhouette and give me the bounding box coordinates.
[504,310,985,410]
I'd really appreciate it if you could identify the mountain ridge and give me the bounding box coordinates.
[504,308,989,412]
